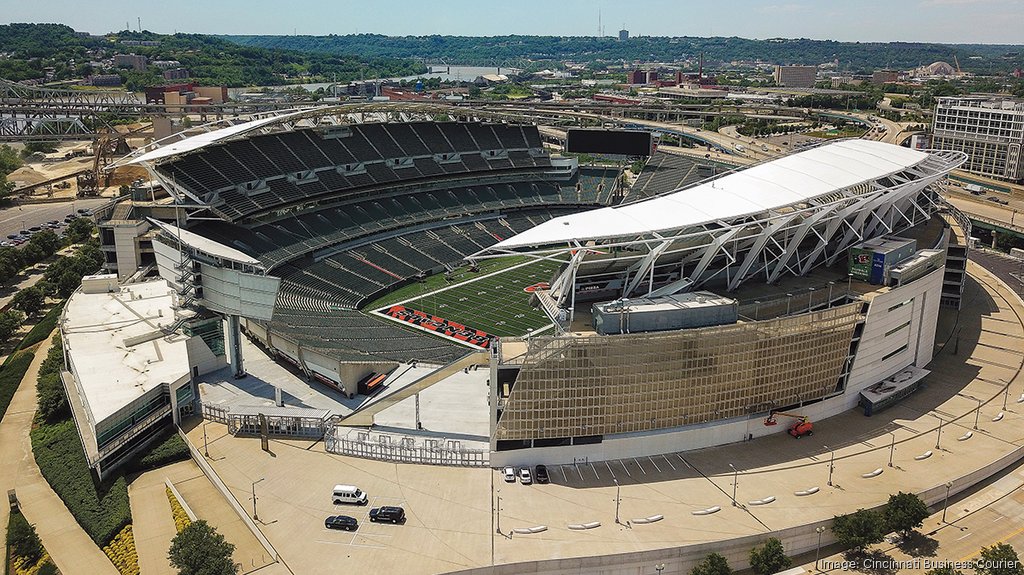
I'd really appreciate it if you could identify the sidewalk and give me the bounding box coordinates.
[0,332,118,575]
[129,462,200,575]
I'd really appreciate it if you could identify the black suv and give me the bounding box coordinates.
[535,464,550,484]
[369,506,406,524]
[324,515,358,531]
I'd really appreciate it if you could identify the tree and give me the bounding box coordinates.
[975,543,1023,575]
[831,508,885,551]
[691,552,732,575]
[28,229,60,258]
[0,309,25,344]
[64,217,95,244]
[12,286,46,316]
[884,492,930,536]
[0,144,22,176]
[167,520,237,575]
[750,538,792,575]
[36,372,69,423]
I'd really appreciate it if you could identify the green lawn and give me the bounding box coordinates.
[377,258,560,338]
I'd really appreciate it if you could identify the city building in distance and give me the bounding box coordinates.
[773,65,817,88]
[932,96,1024,182]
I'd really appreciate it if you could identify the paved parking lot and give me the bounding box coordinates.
[0,198,107,243]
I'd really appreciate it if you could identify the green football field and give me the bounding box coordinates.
[375,258,560,338]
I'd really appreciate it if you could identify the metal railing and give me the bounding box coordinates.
[324,427,489,467]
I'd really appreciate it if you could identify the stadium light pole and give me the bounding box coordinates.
[825,445,835,486]
[814,525,826,571]
[942,482,952,523]
[888,431,895,467]
[251,477,265,521]
[203,421,210,458]
[729,464,738,506]
[614,479,621,524]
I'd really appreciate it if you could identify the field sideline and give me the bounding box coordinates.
[372,257,560,338]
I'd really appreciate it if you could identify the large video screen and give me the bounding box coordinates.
[566,129,653,156]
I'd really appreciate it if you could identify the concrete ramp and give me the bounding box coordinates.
[341,351,488,426]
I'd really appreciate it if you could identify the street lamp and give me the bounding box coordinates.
[614,478,621,524]
[655,564,666,575]
[972,396,982,430]
[251,478,265,521]
[786,293,794,315]
[827,281,835,307]
[888,431,896,468]
[815,526,826,571]
[935,415,944,450]
[942,482,952,523]
[807,287,816,312]
[1002,379,1011,411]
[729,464,738,507]
[496,489,502,534]
[825,445,835,486]
[847,273,853,297]
[203,421,210,458]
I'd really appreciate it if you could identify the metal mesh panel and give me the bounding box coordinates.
[496,303,863,440]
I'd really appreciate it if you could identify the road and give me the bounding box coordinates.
[945,194,1023,230]
[0,198,107,241]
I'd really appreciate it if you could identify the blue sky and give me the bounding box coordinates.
[3,0,1022,43]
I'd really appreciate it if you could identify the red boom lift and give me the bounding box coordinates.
[765,411,814,438]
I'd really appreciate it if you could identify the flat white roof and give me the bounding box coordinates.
[63,280,190,423]
[127,109,310,166]
[491,140,930,250]
[151,219,263,267]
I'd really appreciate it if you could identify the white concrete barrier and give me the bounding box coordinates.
[692,506,721,516]
[794,487,819,496]
[992,412,1004,422]
[958,431,973,441]
[915,450,933,460]
[512,525,548,534]
[631,515,664,524]
[748,496,776,506]
[567,522,601,530]
[861,468,883,478]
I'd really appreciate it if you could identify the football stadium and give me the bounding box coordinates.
[63,103,970,479]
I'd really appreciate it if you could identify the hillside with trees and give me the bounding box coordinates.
[224,34,1024,74]
[0,24,426,88]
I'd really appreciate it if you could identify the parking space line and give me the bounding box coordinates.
[634,457,646,474]
[591,463,601,480]
[663,454,676,471]
[620,460,631,478]
[604,461,614,480]
[677,454,692,469]
[648,456,661,473]
[575,464,584,481]
[560,465,569,482]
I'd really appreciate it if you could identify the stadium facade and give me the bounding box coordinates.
[70,106,969,473]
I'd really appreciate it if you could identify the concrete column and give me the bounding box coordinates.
[227,314,245,379]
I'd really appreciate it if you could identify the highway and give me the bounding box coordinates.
[0,198,107,242]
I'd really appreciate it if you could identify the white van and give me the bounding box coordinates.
[332,485,368,505]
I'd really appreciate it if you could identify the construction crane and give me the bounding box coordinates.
[764,411,814,438]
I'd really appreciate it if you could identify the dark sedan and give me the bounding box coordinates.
[324,515,358,531]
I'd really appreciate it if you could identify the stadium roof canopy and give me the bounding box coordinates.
[149,219,263,267]
[488,140,929,250]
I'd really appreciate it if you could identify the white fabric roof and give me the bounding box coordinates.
[127,109,309,165]
[491,140,930,249]
[151,220,262,266]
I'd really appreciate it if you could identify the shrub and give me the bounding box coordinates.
[102,524,140,575]
[30,419,131,545]
[37,560,59,575]
[0,351,35,422]
[36,370,69,424]
[126,430,190,473]
[166,487,192,533]
[0,308,25,344]
[7,510,43,565]
[18,301,65,350]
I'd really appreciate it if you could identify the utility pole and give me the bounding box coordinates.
[729,464,738,506]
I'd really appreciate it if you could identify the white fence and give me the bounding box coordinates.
[324,427,489,467]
